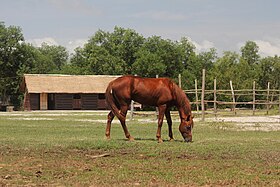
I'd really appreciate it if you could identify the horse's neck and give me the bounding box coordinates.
[178,107,188,122]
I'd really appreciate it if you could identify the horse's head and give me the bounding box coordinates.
[179,115,194,143]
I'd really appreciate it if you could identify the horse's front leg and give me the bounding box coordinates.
[105,111,115,140]
[165,109,174,141]
[156,105,166,143]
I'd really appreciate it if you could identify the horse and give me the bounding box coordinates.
[105,75,194,143]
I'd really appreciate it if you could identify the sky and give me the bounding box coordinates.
[1,0,280,56]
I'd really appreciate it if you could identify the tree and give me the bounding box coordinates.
[258,56,280,89]
[0,22,24,106]
[132,36,185,78]
[132,49,166,77]
[38,43,69,72]
[241,41,260,65]
[70,27,144,75]
[211,51,239,89]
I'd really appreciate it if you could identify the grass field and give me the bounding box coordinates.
[0,111,279,186]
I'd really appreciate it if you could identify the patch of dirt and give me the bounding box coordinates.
[207,115,280,131]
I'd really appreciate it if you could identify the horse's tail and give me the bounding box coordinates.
[105,82,125,121]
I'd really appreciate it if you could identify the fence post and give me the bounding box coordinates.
[214,78,217,118]
[130,100,134,120]
[230,80,236,115]
[279,89,280,114]
[130,74,137,120]
[155,75,159,119]
[178,74,181,88]
[201,69,205,121]
[253,81,256,115]
[266,82,270,115]
[195,79,199,113]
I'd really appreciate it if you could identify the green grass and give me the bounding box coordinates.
[0,111,279,186]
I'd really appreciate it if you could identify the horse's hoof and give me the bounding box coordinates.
[158,138,163,143]
[169,138,174,142]
[128,136,135,141]
[105,136,111,140]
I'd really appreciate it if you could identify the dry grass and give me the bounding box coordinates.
[0,111,279,186]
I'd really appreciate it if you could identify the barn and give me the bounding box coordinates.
[21,74,120,110]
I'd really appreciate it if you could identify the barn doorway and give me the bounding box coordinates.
[73,94,82,109]
[47,93,55,110]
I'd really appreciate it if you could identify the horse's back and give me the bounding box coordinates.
[108,75,175,106]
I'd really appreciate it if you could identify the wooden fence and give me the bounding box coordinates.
[130,70,280,120]
[185,69,280,121]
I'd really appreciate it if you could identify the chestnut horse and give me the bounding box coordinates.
[105,75,194,143]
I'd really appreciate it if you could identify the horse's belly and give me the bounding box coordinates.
[132,95,158,106]
[132,92,172,106]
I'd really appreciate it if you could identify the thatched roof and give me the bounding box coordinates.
[22,74,120,93]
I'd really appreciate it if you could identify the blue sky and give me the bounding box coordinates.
[1,0,280,56]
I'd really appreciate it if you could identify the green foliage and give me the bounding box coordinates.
[0,22,25,106]
[38,43,68,72]
[0,22,279,108]
[241,41,260,65]
[70,27,144,75]
[258,56,280,89]
[0,22,69,107]
[132,49,166,77]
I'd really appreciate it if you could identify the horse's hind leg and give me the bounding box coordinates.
[119,105,134,141]
[105,111,115,140]
[156,105,166,143]
[165,109,174,141]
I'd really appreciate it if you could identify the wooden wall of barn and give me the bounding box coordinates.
[29,93,40,110]
[55,94,73,109]
[26,93,107,110]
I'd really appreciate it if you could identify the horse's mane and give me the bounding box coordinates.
[172,82,192,115]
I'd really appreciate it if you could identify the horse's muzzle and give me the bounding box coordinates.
[184,138,192,143]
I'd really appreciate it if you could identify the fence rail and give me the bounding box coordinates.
[130,70,280,120]
[184,70,280,120]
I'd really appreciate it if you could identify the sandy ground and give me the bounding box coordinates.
[206,115,280,131]
[1,111,279,131]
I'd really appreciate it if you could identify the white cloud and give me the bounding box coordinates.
[66,39,88,53]
[255,39,280,57]
[26,37,58,47]
[26,37,88,53]
[193,40,215,53]
[237,38,280,57]
[186,37,215,53]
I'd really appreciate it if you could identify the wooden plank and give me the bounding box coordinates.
[195,79,199,113]
[30,93,40,110]
[279,90,280,114]
[253,81,256,115]
[214,78,217,118]
[55,94,73,110]
[40,93,48,110]
[82,94,98,110]
[23,92,31,111]
[266,82,270,115]
[201,69,205,121]
[230,80,236,115]
[178,74,181,88]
